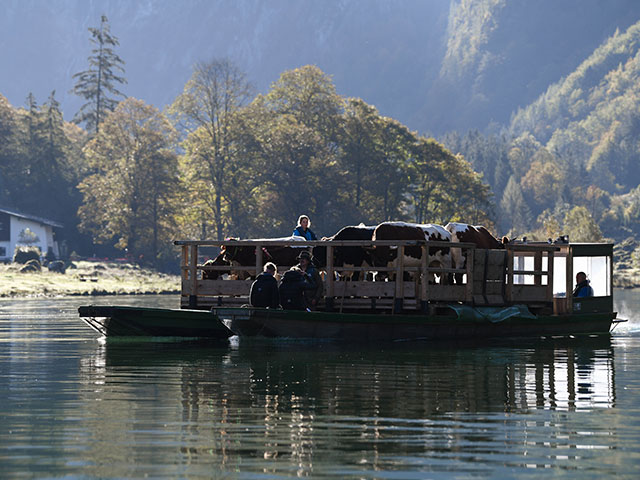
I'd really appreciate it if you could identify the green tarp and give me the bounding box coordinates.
[447,304,536,323]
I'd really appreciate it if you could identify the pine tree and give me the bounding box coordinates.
[71,14,126,135]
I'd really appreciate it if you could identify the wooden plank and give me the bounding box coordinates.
[465,247,474,301]
[546,251,554,301]
[510,285,550,302]
[181,245,189,284]
[256,246,263,277]
[326,244,334,298]
[189,245,198,296]
[420,245,428,305]
[198,280,252,296]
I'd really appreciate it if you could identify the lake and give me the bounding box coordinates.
[1,292,639,479]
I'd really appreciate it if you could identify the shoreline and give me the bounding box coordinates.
[1,260,181,298]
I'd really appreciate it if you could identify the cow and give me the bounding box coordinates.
[218,236,309,280]
[202,251,231,280]
[371,222,452,284]
[444,222,508,284]
[313,225,376,280]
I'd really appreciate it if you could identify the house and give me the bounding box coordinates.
[0,207,63,262]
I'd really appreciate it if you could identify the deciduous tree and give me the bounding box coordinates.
[78,98,179,266]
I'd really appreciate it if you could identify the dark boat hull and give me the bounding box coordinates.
[78,305,233,339]
[215,307,617,341]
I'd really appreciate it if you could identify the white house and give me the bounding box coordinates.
[0,207,63,262]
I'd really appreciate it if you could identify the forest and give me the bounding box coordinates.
[2,11,640,271]
[0,50,492,269]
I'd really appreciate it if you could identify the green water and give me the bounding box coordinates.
[1,294,639,478]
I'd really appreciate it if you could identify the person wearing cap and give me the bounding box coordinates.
[292,215,318,241]
[295,250,323,309]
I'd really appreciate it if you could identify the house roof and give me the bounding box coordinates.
[0,207,64,228]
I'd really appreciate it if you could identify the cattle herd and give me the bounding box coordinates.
[203,222,509,285]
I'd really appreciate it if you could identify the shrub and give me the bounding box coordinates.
[19,259,41,273]
[13,247,41,264]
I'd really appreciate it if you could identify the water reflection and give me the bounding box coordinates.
[73,336,619,476]
[2,296,635,478]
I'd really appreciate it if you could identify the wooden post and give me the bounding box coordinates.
[506,248,514,303]
[256,244,263,277]
[181,245,189,284]
[566,247,573,313]
[420,245,428,312]
[465,246,474,302]
[546,251,554,302]
[534,251,543,286]
[326,245,334,311]
[189,244,198,308]
[394,245,404,313]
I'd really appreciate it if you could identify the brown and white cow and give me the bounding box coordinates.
[444,222,507,284]
[371,222,452,283]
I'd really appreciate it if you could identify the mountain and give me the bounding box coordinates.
[425,0,640,133]
[510,20,640,192]
[4,0,639,136]
[0,0,449,130]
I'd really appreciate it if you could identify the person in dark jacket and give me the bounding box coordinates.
[278,267,315,310]
[292,215,318,241]
[295,250,323,309]
[573,271,594,297]
[249,262,280,308]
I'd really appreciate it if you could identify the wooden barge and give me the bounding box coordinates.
[170,238,620,341]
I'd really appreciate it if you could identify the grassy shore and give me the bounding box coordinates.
[0,260,181,297]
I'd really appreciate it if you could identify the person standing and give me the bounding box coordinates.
[292,215,318,241]
[249,262,280,308]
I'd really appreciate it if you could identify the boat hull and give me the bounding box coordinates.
[78,305,233,339]
[215,307,617,341]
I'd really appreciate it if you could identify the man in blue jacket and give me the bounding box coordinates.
[573,271,594,297]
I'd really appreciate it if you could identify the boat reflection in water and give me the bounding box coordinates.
[77,335,618,477]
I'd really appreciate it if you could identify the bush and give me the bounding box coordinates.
[13,247,41,264]
[47,260,66,274]
[19,259,41,273]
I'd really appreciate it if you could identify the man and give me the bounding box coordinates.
[278,267,311,310]
[295,250,323,309]
[573,271,594,297]
[249,262,280,308]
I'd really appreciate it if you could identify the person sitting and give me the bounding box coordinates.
[292,214,318,241]
[249,262,280,308]
[278,267,314,310]
[573,271,594,298]
[295,250,323,310]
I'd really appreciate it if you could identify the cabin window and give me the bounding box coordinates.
[573,256,611,297]
[512,253,550,286]
[0,246,5,257]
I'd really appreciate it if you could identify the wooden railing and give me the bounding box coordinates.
[174,239,560,312]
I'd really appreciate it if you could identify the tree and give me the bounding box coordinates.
[78,98,179,267]
[500,176,532,235]
[563,206,603,242]
[71,14,127,135]
[170,58,254,240]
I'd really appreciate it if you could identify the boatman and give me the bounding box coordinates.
[249,262,280,308]
[572,271,594,297]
